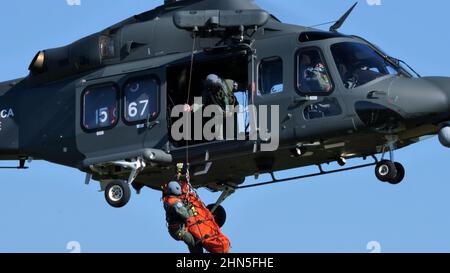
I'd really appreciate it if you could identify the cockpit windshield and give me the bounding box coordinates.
[331,42,406,89]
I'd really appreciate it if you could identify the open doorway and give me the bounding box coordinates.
[167,53,249,147]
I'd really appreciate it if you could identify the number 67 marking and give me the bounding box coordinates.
[128,99,149,118]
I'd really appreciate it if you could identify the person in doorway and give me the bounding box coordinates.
[184,74,239,140]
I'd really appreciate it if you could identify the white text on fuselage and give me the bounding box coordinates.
[0,108,14,119]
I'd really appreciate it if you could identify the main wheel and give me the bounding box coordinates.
[105,180,131,208]
[375,160,397,182]
[388,162,405,185]
[207,204,227,228]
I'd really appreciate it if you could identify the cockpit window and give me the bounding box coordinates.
[331,42,400,89]
[297,48,333,94]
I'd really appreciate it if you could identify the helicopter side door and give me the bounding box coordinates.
[292,43,352,141]
[253,35,296,147]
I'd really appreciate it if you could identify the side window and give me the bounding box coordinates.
[124,77,159,124]
[297,48,333,94]
[304,97,342,120]
[259,57,283,95]
[83,84,118,131]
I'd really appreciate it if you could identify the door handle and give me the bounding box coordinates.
[291,96,319,107]
[367,91,387,99]
[147,120,160,129]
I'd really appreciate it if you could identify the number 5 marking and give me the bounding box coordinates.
[96,107,108,124]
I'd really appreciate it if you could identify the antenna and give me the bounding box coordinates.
[329,2,358,32]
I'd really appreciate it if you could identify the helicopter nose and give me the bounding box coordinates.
[388,77,450,147]
[430,77,450,147]
[388,77,450,116]
[422,77,450,120]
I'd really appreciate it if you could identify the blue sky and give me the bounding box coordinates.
[1,0,450,253]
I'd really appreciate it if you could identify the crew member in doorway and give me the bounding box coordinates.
[185,74,239,140]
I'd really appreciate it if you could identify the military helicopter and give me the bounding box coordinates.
[1,0,450,227]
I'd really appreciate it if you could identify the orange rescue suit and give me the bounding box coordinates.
[163,181,230,253]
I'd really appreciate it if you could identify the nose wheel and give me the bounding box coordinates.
[375,160,405,185]
[375,136,405,185]
[391,162,405,184]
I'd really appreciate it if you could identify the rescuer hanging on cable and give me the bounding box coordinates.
[162,163,231,253]
[162,180,204,253]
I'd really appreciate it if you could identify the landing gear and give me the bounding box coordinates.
[87,157,146,208]
[375,160,404,184]
[207,204,227,228]
[391,162,405,185]
[105,180,131,208]
[375,136,406,184]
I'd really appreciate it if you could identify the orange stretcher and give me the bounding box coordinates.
[181,181,230,253]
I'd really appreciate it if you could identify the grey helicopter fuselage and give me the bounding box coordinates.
[1,0,450,193]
